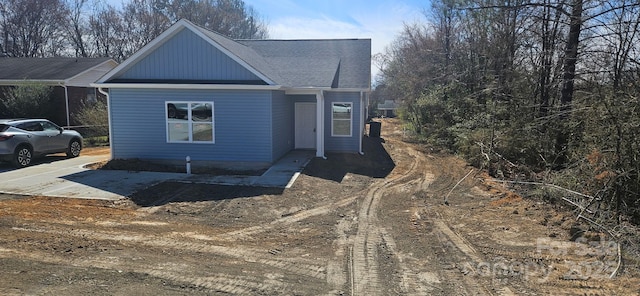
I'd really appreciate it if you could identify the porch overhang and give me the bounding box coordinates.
[286,87,370,159]
[284,87,327,158]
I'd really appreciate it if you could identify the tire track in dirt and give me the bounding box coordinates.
[9,224,327,292]
[430,217,494,295]
[0,246,297,295]
[351,138,499,295]
[349,141,432,295]
[386,144,489,295]
[218,193,363,241]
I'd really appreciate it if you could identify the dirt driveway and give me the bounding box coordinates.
[0,119,638,295]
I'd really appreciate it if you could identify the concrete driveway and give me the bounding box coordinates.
[0,151,314,201]
[0,154,188,200]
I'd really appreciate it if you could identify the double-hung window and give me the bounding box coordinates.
[166,101,214,143]
[331,102,352,137]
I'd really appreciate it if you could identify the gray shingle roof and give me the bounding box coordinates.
[190,21,371,89]
[0,57,113,81]
[238,39,371,89]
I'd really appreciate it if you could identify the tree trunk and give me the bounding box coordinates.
[555,0,583,167]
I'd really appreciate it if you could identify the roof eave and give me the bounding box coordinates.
[284,86,370,95]
[0,79,65,86]
[66,59,119,84]
[91,83,283,91]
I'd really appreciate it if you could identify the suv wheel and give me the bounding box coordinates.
[14,146,32,168]
[167,104,177,118]
[67,139,82,158]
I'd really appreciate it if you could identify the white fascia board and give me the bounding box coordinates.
[90,83,283,91]
[284,87,331,95]
[284,87,371,95]
[324,87,372,92]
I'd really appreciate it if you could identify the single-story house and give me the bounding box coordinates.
[94,19,371,168]
[0,57,118,126]
[377,100,398,117]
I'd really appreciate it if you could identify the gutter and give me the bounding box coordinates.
[359,91,365,155]
[316,90,326,159]
[58,82,70,127]
[97,87,113,160]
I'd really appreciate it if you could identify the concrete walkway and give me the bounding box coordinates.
[0,151,315,200]
[185,150,314,188]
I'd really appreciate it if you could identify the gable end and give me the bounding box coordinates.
[112,28,264,84]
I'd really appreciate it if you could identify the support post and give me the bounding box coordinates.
[315,91,325,158]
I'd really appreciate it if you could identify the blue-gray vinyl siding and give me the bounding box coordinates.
[109,88,276,162]
[117,29,262,82]
[271,91,294,160]
[324,91,361,152]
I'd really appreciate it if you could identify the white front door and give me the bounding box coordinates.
[295,103,317,149]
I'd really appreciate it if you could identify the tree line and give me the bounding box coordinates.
[374,0,640,225]
[0,0,268,61]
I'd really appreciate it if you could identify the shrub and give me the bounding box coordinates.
[73,100,109,137]
[0,83,54,118]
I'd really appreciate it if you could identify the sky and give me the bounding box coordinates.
[243,0,429,78]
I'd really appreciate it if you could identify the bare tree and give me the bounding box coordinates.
[120,0,171,57]
[0,0,67,57]
[529,0,566,118]
[89,4,126,60]
[65,0,90,57]
[153,0,268,39]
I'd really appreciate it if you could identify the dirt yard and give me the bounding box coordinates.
[0,118,638,295]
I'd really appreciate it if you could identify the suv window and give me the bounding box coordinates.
[41,121,60,132]
[17,122,44,132]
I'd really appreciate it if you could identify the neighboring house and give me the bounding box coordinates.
[0,57,118,126]
[377,100,398,117]
[94,19,371,168]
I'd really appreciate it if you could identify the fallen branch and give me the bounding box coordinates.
[444,169,474,205]
[561,196,595,215]
[577,214,622,278]
[477,142,491,163]
[490,179,594,200]
[491,178,622,278]
[476,142,517,167]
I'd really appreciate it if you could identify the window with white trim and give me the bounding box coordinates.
[331,102,352,137]
[166,101,214,143]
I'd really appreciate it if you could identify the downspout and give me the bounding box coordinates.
[366,91,370,122]
[359,91,365,155]
[58,82,70,127]
[97,87,113,160]
[316,90,326,159]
